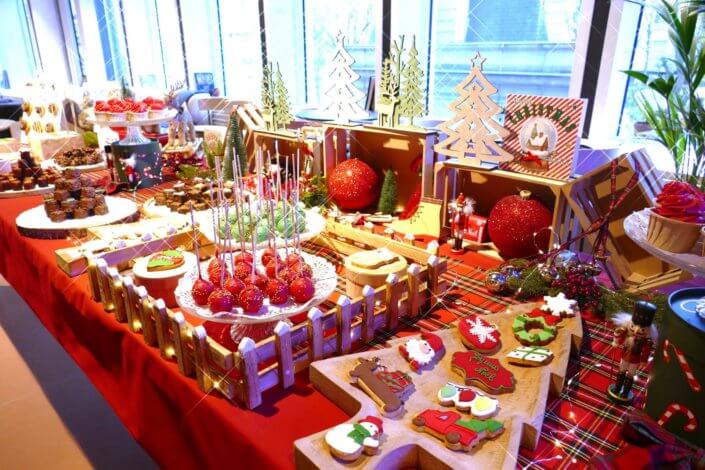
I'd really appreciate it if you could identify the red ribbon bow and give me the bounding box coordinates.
[519,151,548,168]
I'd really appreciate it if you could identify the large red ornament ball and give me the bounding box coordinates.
[487,190,552,259]
[327,158,380,210]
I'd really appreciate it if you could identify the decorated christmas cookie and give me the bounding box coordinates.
[512,314,558,346]
[506,345,554,366]
[525,308,562,326]
[541,292,578,319]
[451,350,516,394]
[437,383,500,419]
[399,332,445,372]
[458,314,501,354]
[325,416,384,462]
[146,249,185,272]
[412,409,504,452]
[350,357,414,417]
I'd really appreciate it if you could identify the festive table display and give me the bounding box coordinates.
[295,302,582,469]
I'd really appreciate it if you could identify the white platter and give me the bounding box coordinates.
[174,249,337,325]
[46,157,107,173]
[0,184,54,199]
[16,196,139,237]
[194,207,326,250]
[624,208,705,277]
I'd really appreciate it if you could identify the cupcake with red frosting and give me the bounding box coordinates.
[647,181,705,252]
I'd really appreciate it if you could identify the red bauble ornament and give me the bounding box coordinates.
[327,158,380,210]
[192,278,214,306]
[487,190,552,258]
[290,277,315,303]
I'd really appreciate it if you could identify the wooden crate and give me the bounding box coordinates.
[323,124,439,213]
[253,125,324,176]
[433,158,581,257]
[561,148,672,289]
[87,221,449,409]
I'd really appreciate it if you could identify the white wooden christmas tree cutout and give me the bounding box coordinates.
[399,36,427,129]
[434,52,513,166]
[322,31,367,123]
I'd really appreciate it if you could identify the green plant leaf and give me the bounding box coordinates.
[623,70,649,83]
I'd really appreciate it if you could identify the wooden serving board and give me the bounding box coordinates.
[294,303,582,470]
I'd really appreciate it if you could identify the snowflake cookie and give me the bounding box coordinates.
[541,292,578,320]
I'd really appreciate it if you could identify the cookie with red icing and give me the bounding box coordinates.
[451,350,516,394]
[457,314,501,354]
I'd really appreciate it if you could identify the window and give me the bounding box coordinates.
[303,0,380,107]
[427,0,584,117]
[219,0,262,100]
[263,0,306,106]
[0,0,38,88]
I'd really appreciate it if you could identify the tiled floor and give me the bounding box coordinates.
[0,276,155,470]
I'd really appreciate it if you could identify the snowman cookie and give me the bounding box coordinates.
[325,416,384,462]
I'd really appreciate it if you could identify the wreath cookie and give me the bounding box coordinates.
[512,314,557,346]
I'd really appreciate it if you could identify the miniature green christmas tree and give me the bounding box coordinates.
[273,64,293,130]
[399,36,426,126]
[377,169,398,215]
[223,113,248,179]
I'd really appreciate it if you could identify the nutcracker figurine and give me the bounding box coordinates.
[608,301,657,404]
[448,194,475,253]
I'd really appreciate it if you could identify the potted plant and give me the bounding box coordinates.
[624,0,705,189]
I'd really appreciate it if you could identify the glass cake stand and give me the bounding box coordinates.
[88,109,177,145]
[623,208,705,278]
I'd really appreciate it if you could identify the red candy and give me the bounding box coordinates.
[266,279,289,305]
[207,288,234,313]
[223,276,245,298]
[234,261,253,281]
[261,248,280,267]
[191,278,214,306]
[235,251,254,264]
[207,258,226,286]
[290,277,315,303]
[286,253,304,266]
[239,285,264,313]
[266,259,284,278]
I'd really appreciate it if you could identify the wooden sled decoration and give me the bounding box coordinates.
[294,302,582,469]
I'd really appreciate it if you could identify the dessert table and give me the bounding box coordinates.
[0,184,682,469]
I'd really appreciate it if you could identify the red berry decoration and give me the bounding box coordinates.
[290,277,315,303]
[207,258,225,286]
[487,190,552,259]
[266,278,289,305]
[239,285,264,313]
[223,276,245,298]
[261,248,280,267]
[208,288,234,313]
[327,158,380,210]
[191,278,214,306]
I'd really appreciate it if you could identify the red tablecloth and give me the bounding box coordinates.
[1,192,690,469]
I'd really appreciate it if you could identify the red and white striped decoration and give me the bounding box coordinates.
[662,339,702,393]
[657,403,698,432]
[501,94,586,181]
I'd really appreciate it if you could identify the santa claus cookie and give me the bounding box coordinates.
[350,357,414,418]
[399,332,445,372]
[540,292,578,320]
[437,383,500,419]
[412,409,504,452]
[325,416,384,462]
[451,350,516,394]
[458,314,501,354]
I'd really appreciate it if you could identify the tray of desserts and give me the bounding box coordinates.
[0,152,61,198]
[141,179,216,218]
[49,147,106,173]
